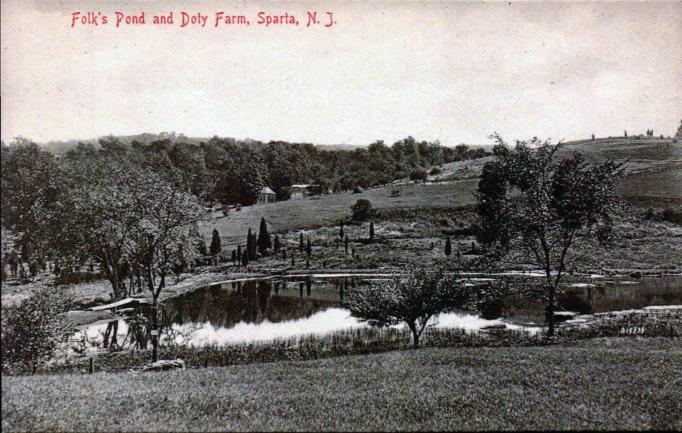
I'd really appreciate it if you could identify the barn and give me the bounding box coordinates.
[290,184,311,200]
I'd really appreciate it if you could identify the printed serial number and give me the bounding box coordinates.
[620,327,645,334]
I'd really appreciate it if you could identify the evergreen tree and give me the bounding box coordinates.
[196,239,208,257]
[339,223,344,239]
[257,217,272,255]
[246,228,254,259]
[231,250,237,264]
[444,237,452,256]
[237,245,242,262]
[369,221,375,241]
[250,232,257,259]
[299,232,304,252]
[344,235,349,255]
[242,252,249,267]
[210,229,222,265]
[306,237,312,257]
[274,235,280,253]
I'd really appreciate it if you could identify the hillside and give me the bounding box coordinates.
[559,138,682,205]
[3,338,679,431]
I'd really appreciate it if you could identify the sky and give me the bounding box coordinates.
[1,0,681,146]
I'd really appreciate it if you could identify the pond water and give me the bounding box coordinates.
[77,274,682,349]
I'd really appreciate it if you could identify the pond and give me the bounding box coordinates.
[77,273,682,349]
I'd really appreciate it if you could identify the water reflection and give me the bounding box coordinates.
[78,274,682,349]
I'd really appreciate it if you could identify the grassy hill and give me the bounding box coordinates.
[559,137,682,206]
[207,180,478,249]
[3,338,679,431]
[205,138,682,247]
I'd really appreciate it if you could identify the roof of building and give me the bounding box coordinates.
[261,186,276,195]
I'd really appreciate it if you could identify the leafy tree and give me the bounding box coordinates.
[123,167,207,361]
[1,140,60,268]
[475,135,624,336]
[346,265,469,348]
[351,199,373,221]
[257,217,272,255]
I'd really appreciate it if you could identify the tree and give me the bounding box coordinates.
[369,221,375,241]
[339,222,344,239]
[209,229,222,265]
[273,235,281,253]
[351,199,373,221]
[247,228,254,260]
[444,237,452,256]
[299,232,304,252]
[124,167,207,362]
[250,231,258,259]
[257,217,272,255]
[306,237,312,257]
[346,265,469,348]
[475,135,623,337]
[344,235,349,255]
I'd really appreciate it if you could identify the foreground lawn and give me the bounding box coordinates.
[3,338,681,431]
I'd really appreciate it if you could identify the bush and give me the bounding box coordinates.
[661,208,682,225]
[2,286,74,373]
[409,169,428,183]
[351,199,373,221]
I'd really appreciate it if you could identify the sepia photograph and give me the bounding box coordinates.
[1,0,681,431]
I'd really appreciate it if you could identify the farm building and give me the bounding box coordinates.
[259,186,276,203]
[290,184,311,200]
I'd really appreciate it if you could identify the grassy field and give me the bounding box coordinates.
[3,338,680,431]
[206,179,479,250]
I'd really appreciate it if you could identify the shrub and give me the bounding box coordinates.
[351,199,373,221]
[2,286,74,373]
[409,169,428,183]
[661,208,682,225]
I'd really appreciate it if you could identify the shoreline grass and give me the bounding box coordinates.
[14,309,680,376]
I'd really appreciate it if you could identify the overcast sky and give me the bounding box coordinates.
[2,0,681,145]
